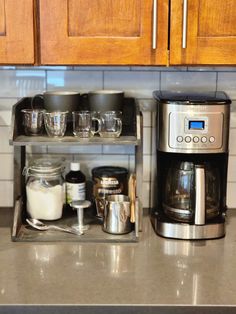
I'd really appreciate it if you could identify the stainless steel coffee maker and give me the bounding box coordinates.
[151,91,231,240]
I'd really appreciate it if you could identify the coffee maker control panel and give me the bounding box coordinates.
[169,112,224,151]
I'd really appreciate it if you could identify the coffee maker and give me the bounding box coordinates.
[151,91,231,240]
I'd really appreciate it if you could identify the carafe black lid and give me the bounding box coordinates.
[153,91,231,104]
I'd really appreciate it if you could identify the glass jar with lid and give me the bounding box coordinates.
[24,158,65,220]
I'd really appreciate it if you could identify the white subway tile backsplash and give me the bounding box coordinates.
[0,70,45,97]
[228,156,236,182]
[142,182,151,208]
[0,127,13,153]
[73,66,130,71]
[0,109,11,126]
[227,183,236,208]
[131,66,188,72]
[142,111,152,127]
[230,101,236,128]
[229,129,236,155]
[74,155,129,179]
[0,154,13,180]
[47,145,102,155]
[143,155,151,182]
[0,99,17,126]
[129,155,135,172]
[0,181,13,207]
[102,145,135,155]
[47,71,103,92]
[143,127,152,155]
[217,72,236,99]
[16,66,72,71]
[161,72,217,92]
[104,71,160,98]
[188,66,236,72]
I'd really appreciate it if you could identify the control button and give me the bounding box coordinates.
[209,136,215,143]
[177,136,183,143]
[201,136,207,143]
[185,136,191,143]
[193,136,199,143]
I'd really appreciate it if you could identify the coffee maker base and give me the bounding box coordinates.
[154,219,225,240]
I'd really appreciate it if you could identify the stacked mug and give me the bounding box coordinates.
[22,91,80,137]
[22,90,124,138]
[68,90,124,138]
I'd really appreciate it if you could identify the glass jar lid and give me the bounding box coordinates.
[24,158,64,177]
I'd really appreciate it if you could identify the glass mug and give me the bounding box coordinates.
[72,111,101,138]
[99,111,122,138]
[43,111,68,138]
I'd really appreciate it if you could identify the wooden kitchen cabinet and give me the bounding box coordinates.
[0,0,34,64]
[170,0,236,65]
[2,0,236,66]
[39,0,169,65]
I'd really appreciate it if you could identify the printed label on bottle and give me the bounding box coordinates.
[66,182,86,204]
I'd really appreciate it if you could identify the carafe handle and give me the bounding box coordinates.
[194,165,205,225]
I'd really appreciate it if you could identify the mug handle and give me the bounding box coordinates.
[91,117,101,135]
[114,117,122,136]
[31,94,44,109]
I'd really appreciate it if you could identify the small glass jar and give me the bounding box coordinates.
[24,159,65,220]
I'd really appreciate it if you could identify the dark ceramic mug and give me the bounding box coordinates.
[31,91,81,113]
[84,90,124,112]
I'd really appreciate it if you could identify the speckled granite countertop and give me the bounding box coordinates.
[0,208,236,314]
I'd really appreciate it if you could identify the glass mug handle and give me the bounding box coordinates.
[114,117,122,136]
[91,117,101,135]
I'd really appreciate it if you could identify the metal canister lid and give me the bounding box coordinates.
[92,166,128,178]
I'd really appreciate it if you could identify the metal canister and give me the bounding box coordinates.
[92,166,128,218]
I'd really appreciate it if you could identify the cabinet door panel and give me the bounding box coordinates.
[68,0,141,37]
[0,0,34,64]
[40,0,168,65]
[170,0,236,65]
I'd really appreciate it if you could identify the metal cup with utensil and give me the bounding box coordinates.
[21,109,45,136]
[103,194,132,235]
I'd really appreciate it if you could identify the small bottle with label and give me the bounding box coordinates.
[65,162,86,207]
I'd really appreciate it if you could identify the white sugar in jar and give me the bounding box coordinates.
[24,158,65,220]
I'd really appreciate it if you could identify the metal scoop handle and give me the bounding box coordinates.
[26,218,82,235]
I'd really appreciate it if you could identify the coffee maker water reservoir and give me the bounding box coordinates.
[152,91,231,240]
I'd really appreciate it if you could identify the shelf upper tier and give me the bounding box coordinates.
[10,97,142,146]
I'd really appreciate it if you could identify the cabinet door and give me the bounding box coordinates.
[0,0,34,64]
[170,0,236,65]
[39,0,168,65]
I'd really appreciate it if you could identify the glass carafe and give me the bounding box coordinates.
[163,161,220,223]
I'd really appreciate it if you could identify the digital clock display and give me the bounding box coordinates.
[189,121,205,130]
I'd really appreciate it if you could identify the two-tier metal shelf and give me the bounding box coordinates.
[10,97,143,242]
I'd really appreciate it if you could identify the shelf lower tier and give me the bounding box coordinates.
[12,197,140,243]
